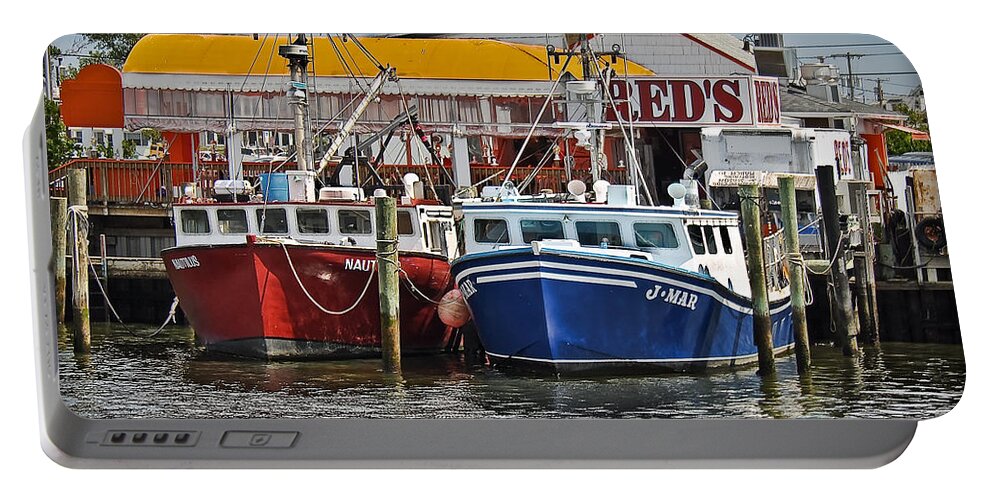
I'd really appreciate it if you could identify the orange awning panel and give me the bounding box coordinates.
[60,64,124,128]
[882,123,930,141]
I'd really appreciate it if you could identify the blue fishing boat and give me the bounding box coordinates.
[452,185,795,373]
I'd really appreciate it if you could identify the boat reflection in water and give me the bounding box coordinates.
[57,323,964,420]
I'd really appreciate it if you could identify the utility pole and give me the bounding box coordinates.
[870,78,888,106]
[839,52,864,100]
[823,53,865,100]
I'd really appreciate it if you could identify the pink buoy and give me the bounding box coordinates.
[438,288,471,328]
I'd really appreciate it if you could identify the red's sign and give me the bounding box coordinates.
[605,76,781,127]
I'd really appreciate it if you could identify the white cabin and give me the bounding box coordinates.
[460,202,752,294]
[172,201,458,259]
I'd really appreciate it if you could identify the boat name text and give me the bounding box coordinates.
[459,280,478,299]
[344,258,375,272]
[645,285,698,310]
[171,255,201,270]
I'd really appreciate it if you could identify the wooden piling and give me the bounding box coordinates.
[50,197,68,324]
[67,168,90,353]
[739,183,776,376]
[853,253,879,347]
[375,195,401,373]
[814,165,859,356]
[777,175,812,373]
[852,182,881,347]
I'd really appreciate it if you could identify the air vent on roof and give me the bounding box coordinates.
[755,34,785,48]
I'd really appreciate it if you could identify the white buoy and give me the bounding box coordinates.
[593,180,611,203]
[567,180,586,202]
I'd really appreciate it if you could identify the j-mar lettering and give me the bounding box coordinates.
[645,284,699,310]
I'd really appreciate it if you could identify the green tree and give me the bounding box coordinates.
[886,103,932,156]
[122,139,137,159]
[44,98,74,170]
[76,34,145,68]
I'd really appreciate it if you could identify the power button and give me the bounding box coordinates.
[220,431,298,448]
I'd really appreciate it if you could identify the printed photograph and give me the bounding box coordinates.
[45,33,963,419]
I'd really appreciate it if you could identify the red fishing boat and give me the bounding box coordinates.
[163,195,458,359]
[159,35,465,359]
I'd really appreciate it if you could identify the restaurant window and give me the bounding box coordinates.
[520,220,564,243]
[398,211,415,236]
[719,226,734,254]
[633,223,679,249]
[687,225,706,255]
[297,208,330,234]
[255,208,288,234]
[180,210,210,234]
[338,209,372,234]
[474,218,509,244]
[194,92,226,117]
[576,221,622,247]
[217,209,248,234]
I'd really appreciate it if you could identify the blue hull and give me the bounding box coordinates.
[452,248,794,373]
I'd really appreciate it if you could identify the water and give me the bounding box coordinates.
[59,324,965,419]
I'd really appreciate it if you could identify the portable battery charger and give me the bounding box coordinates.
[28,33,962,468]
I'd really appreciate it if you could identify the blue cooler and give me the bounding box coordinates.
[259,173,289,202]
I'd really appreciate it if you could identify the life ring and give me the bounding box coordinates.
[914,216,947,252]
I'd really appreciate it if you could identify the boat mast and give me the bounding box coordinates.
[279,34,314,171]
[579,37,604,182]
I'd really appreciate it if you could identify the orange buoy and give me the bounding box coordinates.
[438,288,471,328]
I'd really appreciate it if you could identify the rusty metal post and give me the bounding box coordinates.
[740,183,776,376]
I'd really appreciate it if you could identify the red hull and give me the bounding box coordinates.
[162,242,454,359]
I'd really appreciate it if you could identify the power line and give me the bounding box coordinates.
[789,42,894,49]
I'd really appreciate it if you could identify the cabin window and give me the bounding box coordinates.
[474,218,510,244]
[719,226,734,254]
[338,209,372,234]
[428,220,449,255]
[633,223,679,249]
[398,211,415,236]
[180,210,210,234]
[217,209,248,234]
[704,226,718,254]
[687,225,706,255]
[297,208,330,234]
[255,208,288,234]
[520,220,564,243]
[576,221,622,247]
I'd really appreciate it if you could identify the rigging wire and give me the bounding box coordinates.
[239,33,270,93]
[327,34,369,92]
[500,53,573,195]
[590,55,655,206]
[345,34,386,71]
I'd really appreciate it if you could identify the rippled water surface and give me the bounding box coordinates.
[59,324,965,419]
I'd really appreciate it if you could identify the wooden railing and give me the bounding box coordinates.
[50,159,630,206]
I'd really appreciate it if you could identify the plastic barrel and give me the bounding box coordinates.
[259,173,290,202]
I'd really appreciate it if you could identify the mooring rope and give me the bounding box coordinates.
[276,239,377,315]
[67,204,180,337]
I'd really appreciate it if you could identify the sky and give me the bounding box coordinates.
[50,33,924,100]
[778,33,922,100]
